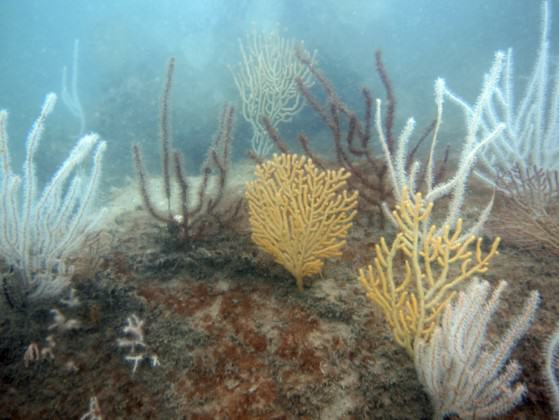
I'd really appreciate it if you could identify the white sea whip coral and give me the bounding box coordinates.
[0,93,106,301]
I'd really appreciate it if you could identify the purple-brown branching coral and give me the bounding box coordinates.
[260,48,435,228]
[133,57,240,247]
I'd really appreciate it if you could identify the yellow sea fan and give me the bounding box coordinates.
[358,188,500,356]
[246,153,358,291]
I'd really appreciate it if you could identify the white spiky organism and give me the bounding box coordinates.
[48,308,81,332]
[545,322,559,416]
[79,396,103,420]
[444,1,559,188]
[376,52,506,241]
[0,94,106,301]
[415,278,539,419]
[117,313,159,375]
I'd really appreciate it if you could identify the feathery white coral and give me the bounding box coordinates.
[414,278,539,418]
[444,1,559,186]
[0,94,106,301]
[376,53,505,239]
[545,321,559,414]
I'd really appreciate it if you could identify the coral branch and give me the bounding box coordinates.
[358,187,500,355]
[246,154,358,291]
[160,57,175,213]
[132,59,238,245]
[415,279,539,418]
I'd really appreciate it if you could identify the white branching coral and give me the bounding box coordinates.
[48,308,81,332]
[79,396,103,420]
[23,335,56,367]
[377,53,506,240]
[545,321,559,415]
[0,94,106,301]
[414,278,539,418]
[232,30,315,158]
[444,1,559,187]
[60,288,81,307]
[117,314,159,374]
[117,313,145,353]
